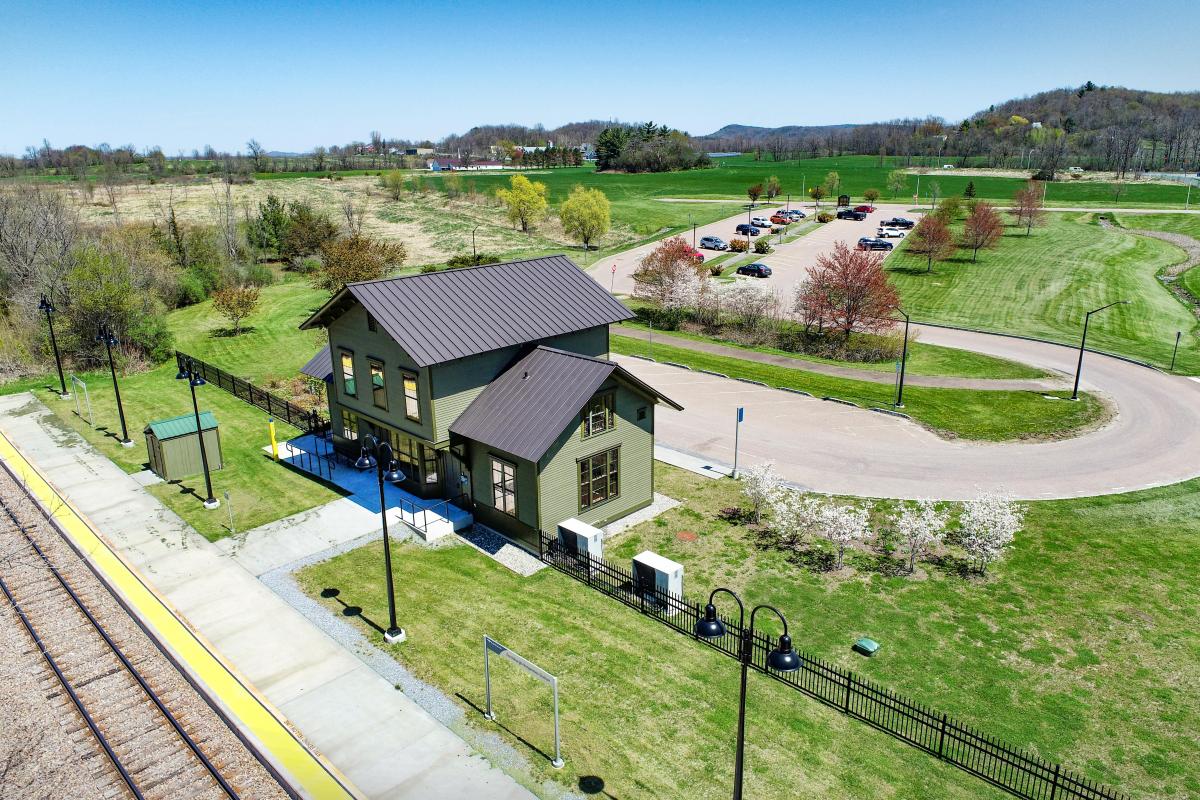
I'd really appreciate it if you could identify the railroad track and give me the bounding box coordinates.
[0,465,290,800]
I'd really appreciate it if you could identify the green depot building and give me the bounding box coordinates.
[299,255,682,548]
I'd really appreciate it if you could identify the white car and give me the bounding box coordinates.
[876,227,907,238]
[750,216,773,228]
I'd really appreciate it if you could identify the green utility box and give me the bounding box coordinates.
[853,637,880,657]
[144,412,223,481]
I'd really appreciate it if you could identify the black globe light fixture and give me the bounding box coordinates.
[96,323,134,447]
[38,294,69,398]
[1072,300,1130,400]
[695,588,800,800]
[175,356,219,510]
[355,433,407,643]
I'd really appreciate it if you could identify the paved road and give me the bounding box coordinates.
[621,325,1200,500]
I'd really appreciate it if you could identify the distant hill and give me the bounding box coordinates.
[700,123,859,141]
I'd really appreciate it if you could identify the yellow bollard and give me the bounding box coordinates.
[268,417,279,461]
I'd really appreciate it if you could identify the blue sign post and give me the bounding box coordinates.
[732,406,744,478]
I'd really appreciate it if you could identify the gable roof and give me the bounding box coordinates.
[300,347,333,382]
[145,411,218,440]
[449,346,682,463]
[300,255,633,368]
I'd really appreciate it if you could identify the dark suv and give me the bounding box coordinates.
[837,209,867,221]
[736,262,772,278]
[880,217,915,229]
[735,223,761,236]
[856,237,894,251]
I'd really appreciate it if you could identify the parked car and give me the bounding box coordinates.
[699,235,728,250]
[689,248,705,263]
[856,238,894,251]
[880,217,915,229]
[770,214,791,225]
[735,224,761,236]
[786,210,807,220]
[876,227,907,238]
[736,262,773,278]
[837,209,867,221]
[750,216,773,228]
[854,205,875,213]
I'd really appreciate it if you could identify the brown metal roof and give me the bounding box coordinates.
[449,346,682,463]
[300,347,333,381]
[300,255,634,368]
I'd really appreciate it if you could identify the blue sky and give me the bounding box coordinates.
[2,0,1197,155]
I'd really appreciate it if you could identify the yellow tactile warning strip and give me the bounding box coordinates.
[0,431,359,800]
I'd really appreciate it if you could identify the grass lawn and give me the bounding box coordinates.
[1111,212,1200,239]
[616,320,1048,379]
[296,463,1199,799]
[886,213,1200,373]
[1182,266,1200,301]
[610,337,1106,441]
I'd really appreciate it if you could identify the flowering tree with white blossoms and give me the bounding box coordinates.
[769,488,823,549]
[819,499,873,569]
[740,461,782,523]
[893,499,949,574]
[959,492,1025,574]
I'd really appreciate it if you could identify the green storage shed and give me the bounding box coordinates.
[144,412,223,481]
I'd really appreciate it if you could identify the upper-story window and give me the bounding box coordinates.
[369,360,387,409]
[402,372,421,422]
[340,351,356,397]
[367,313,377,332]
[582,393,614,438]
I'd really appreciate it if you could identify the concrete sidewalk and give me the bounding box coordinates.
[0,392,535,800]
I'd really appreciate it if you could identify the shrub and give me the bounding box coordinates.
[816,211,834,223]
[729,239,749,252]
[242,262,275,286]
[296,256,322,274]
[753,239,773,254]
[446,252,502,269]
[176,271,207,306]
[420,264,440,273]
[708,263,725,277]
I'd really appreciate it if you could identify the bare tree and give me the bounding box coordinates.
[246,139,268,172]
[1010,181,1047,236]
[211,181,239,261]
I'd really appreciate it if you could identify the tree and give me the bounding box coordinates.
[246,139,267,172]
[212,285,260,335]
[1010,181,1047,236]
[765,175,782,200]
[863,188,880,206]
[313,233,406,294]
[802,241,899,338]
[559,185,611,250]
[632,236,707,308]
[280,201,338,264]
[960,202,1004,262]
[770,488,822,551]
[886,169,907,197]
[963,180,976,198]
[246,194,290,255]
[959,493,1024,574]
[740,461,781,523]
[893,500,948,574]
[906,216,957,273]
[933,195,962,224]
[824,171,841,198]
[1110,181,1126,203]
[819,500,871,569]
[808,184,827,206]
[496,174,548,233]
[380,170,407,200]
[747,183,764,205]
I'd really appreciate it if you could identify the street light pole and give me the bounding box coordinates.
[472,225,479,262]
[38,294,68,398]
[694,589,800,800]
[176,357,219,509]
[1170,330,1182,372]
[356,434,407,643]
[97,323,133,447]
[895,308,910,408]
[1072,301,1130,400]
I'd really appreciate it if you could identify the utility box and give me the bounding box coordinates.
[144,412,223,482]
[557,518,603,561]
[632,551,683,611]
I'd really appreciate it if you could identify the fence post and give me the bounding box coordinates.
[1048,764,1060,800]
[266,394,274,416]
[843,672,853,713]
[937,713,948,759]
[537,531,544,561]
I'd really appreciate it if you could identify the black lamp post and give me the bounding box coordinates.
[1170,330,1182,372]
[96,323,133,447]
[472,225,479,262]
[355,434,407,643]
[895,307,910,408]
[38,294,69,398]
[695,588,800,800]
[1072,301,1130,400]
[175,357,219,509]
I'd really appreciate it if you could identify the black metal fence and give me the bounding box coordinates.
[175,351,328,433]
[537,531,1127,800]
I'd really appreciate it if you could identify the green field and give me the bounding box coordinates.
[611,335,1106,441]
[297,463,1199,799]
[886,213,1200,372]
[1111,212,1200,238]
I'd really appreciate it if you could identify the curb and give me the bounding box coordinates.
[735,378,769,387]
[913,320,1163,373]
[698,369,729,378]
[870,407,912,419]
[664,361,693,370]
[822,396,861,407]
[777,387,813,397]
[628,354,657,362]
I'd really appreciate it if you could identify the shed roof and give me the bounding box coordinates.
[299,255,634,368]
[300,347,333,382]
[449,346,682,463]
[145,411,218,440]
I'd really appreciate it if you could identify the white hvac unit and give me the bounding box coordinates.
[557,518,604,561]
[631,551,684,612]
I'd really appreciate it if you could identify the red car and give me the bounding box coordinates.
[769,214,791,225]
[854,205,876,213]
[689,247,705,263]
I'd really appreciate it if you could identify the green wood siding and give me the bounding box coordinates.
[535,378,655,532]
[145,428,223,481]
[466,442,539,546]
[430,326,609,444]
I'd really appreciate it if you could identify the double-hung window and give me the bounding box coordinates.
[582,393,614,438]
[579,447,619,511]
[369,360,387,410]
[340,351,356,397]
[491,458,517,517]
[402,371,421,422]
[341,410,360,441]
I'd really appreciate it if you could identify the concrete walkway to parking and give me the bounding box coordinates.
[0,392,535,800]
[613,327,1069,391]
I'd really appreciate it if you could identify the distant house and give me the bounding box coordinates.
[299,256,682,548]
